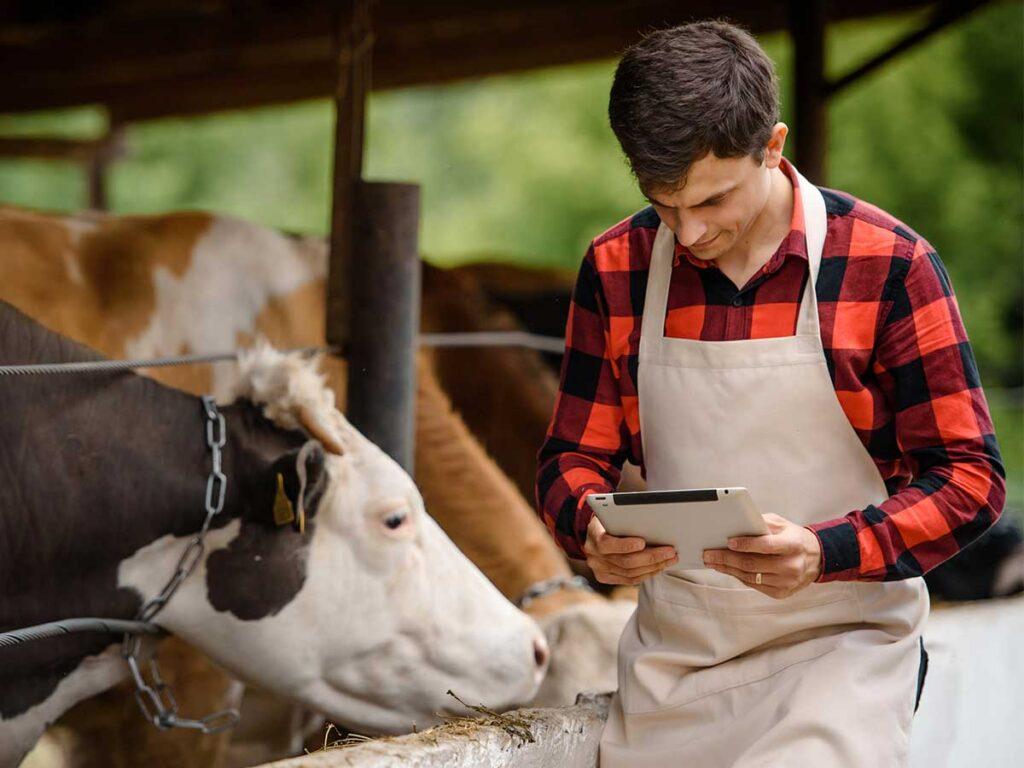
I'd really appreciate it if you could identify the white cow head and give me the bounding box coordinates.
[118,344,549,734]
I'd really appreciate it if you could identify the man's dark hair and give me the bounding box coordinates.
[608,19,780,193]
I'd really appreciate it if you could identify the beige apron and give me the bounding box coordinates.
[599,167,930,767]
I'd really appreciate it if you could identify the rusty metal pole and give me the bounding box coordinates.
[789,0,827,184]
[347,182,421,472]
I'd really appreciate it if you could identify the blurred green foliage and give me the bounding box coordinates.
[0,2,1020,510]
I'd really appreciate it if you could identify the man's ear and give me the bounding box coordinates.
[270,440,328,532]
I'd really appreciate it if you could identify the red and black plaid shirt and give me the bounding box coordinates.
[536,157,1006,582]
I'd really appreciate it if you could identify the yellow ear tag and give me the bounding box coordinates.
[273,473,295,527]
[296,505,306,535]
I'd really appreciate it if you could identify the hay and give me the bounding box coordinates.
[314,689,537,754]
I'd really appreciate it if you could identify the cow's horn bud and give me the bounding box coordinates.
[297,404,344,455]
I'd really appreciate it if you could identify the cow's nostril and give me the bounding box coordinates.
[533,636,550,669]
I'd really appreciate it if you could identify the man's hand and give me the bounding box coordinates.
[584,515,678,585]
[702,513,823,598]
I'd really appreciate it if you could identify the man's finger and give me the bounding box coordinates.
[596,532,647,554]
[609,545,677,569]
[602,555,679,579]
[727,533,783,554]
[705,550,783,574]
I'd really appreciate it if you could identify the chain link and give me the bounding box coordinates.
[120,395,239,733]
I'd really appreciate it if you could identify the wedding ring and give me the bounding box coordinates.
[755,572,763,585]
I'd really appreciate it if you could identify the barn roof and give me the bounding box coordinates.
[1,0,932,121]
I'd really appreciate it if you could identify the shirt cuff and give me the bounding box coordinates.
[805,519,861,582]
[573,491,598,555]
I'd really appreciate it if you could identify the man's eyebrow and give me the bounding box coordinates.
[643,192,671,207]
[644,184,737,208]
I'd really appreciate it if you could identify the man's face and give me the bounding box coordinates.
[642,127,786,262]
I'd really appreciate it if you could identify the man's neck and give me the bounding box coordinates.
[714,165,794,289]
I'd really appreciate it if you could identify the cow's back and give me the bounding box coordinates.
[0,205,327,397]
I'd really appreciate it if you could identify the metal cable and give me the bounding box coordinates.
[0,618,165,647]
[0,346,334,376]
[422,331,565,353]
[0,332,564,376]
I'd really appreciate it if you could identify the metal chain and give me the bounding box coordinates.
[120,395,239,734]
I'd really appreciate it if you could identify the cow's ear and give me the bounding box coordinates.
[270,440,327,532]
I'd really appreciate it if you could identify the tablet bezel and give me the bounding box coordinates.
[585,487,766,572]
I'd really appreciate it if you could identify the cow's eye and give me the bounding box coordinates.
[370,497,415,538]
[384,511,406,530]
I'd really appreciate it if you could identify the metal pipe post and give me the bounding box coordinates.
[346,181,421,473]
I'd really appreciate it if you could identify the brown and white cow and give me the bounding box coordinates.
[0,205,636,766]
[0,303,548,767]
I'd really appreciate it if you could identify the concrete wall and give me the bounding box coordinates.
[261,693,610,768]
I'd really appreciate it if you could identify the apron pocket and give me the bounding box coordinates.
[622,626,845,716]
[622,573,861,716]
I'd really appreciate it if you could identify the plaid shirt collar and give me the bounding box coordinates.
[674,156,809,276]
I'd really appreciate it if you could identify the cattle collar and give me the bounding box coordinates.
[516,575,594,609]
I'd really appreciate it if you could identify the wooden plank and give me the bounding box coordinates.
[258,692,611,767]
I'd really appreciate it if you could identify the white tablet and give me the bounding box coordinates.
[586,487,768,573]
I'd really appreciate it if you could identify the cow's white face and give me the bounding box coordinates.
[242,429,551,733]
[119,391,548,735]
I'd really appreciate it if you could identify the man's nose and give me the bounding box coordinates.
[676,219,709,248]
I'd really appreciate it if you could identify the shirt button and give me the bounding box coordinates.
[731,295,743,307]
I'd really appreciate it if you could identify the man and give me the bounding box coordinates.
[535,19,1006,767]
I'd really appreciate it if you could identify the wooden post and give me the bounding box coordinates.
[86,127,125,211]
[789,0,827,184]
[347,182,421,472]
[86,154,108,210]
[327,0,372,348]
[0,128,125,211]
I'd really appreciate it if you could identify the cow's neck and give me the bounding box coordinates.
[0,301,299,726]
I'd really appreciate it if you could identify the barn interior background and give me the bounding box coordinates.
[1,1,1019,519]
[0,2,1022,767]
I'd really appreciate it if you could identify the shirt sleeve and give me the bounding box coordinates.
[807,238,1007,581]
[535,243,631,560]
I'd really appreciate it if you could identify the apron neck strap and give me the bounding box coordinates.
[642,164,828,341]
[794,168,826,336]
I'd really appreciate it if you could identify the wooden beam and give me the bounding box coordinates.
[789,0,828,184]
[0,0,932,121]
[827,0,988,96]
[0,135,119,162]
